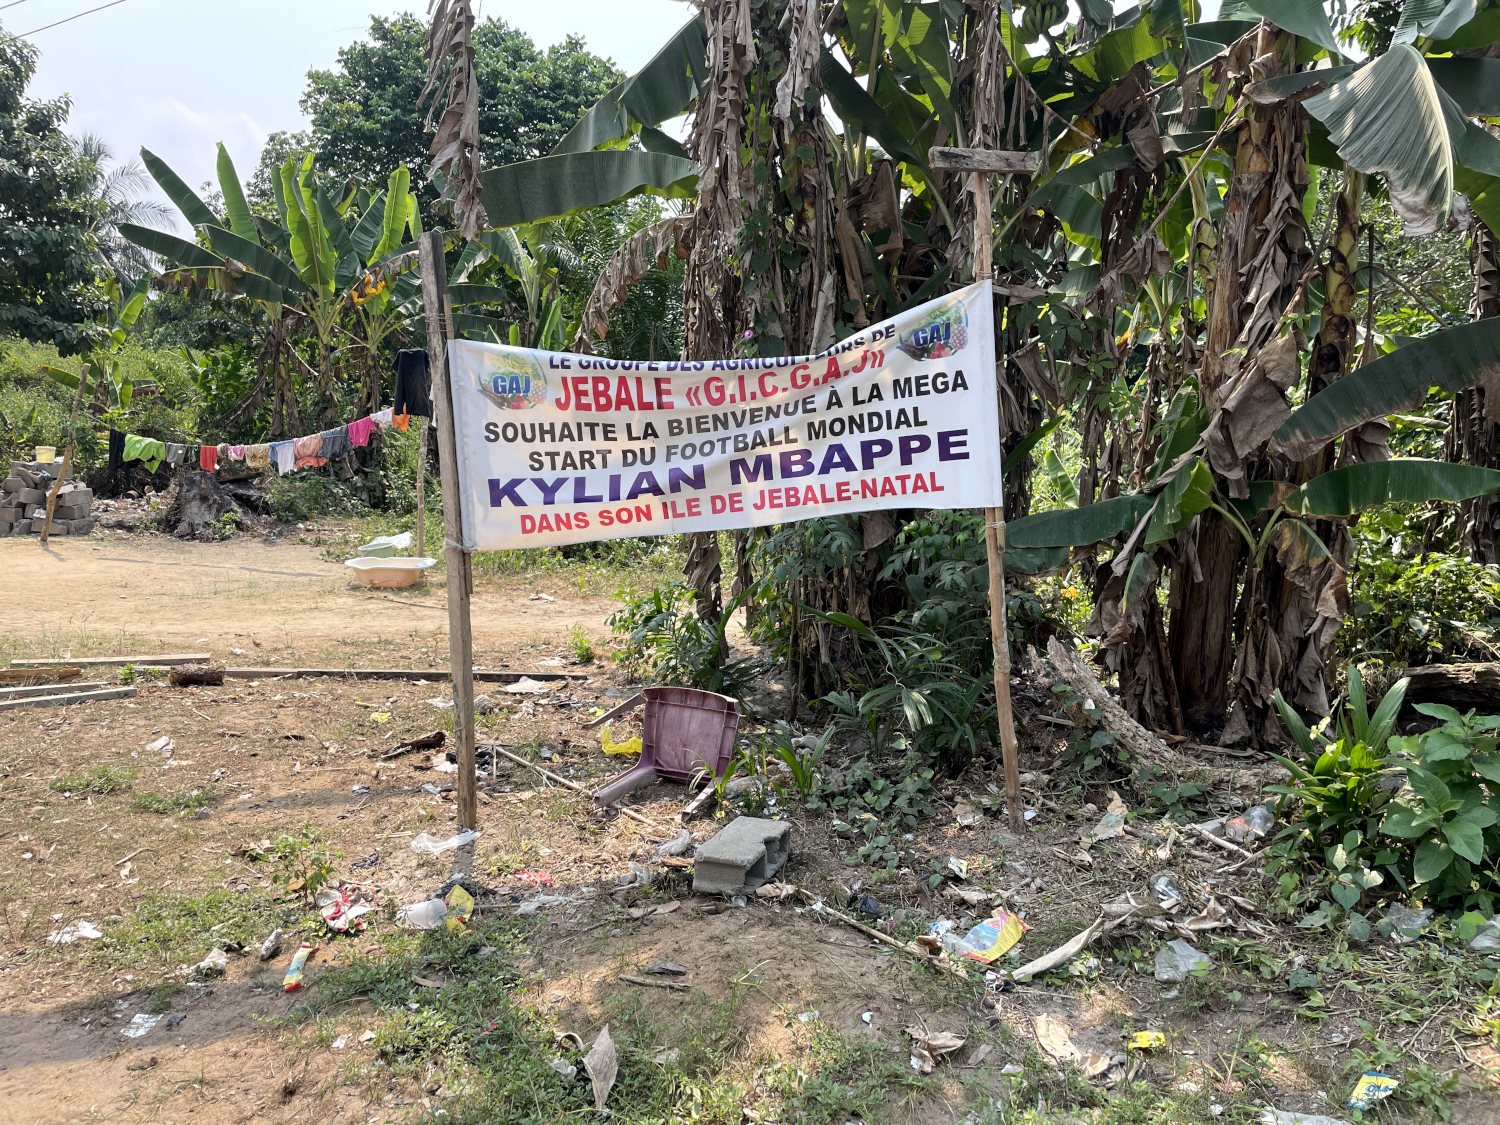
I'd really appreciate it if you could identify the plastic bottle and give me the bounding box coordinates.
[401,899,449,930]
[1225,804,1274,843]
[941,932,977,957]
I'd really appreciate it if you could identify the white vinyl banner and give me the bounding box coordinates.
[447,281,1002,550]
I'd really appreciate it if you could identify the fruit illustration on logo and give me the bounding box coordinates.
[476,349,547,410]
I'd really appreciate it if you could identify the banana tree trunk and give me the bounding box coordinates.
[1449,217,1500,563]
[1170,23,1311,739]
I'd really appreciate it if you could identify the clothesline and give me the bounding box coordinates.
[120,409,420,476]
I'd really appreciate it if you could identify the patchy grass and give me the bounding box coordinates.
[130,787,215,815]
[88,890,292,973]
[48,763,137,795]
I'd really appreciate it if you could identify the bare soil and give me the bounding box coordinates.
[1,529,1498,1123]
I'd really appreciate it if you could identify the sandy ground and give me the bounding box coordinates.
[3,534,608,665]
[2,531,1499,1124]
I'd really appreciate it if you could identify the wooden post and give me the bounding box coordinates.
[415,419,428,559]
[39,363,88,546]
[932,146,1035,834]
[420,231,477,831]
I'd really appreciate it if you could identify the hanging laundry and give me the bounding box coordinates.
[229,444,247,461]
[271,441,296,475]
[347,415,378,447]
[199,444,218,472]
[164,442,188,465]
[108,430,125,473]
[393,350,433,417]
[319,425,352,460]
[217,443,231,460]
[123,435,166,473]
[392,413,410,432]
[372,408,394,427]
[292,433,325,469]
[246,444,271,469]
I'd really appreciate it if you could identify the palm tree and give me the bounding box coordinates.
[74,133,175,285]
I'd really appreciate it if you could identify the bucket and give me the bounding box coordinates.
[34,447,55,463]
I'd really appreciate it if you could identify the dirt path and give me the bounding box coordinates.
[0,535,614,665]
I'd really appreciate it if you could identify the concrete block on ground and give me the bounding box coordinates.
[692,817,791,894]
[64,518,93,534]
[16,488,45,505]
[11,519,30,535]
[57,486,92,503]
[54,503,88,521]
[1,477,21,493]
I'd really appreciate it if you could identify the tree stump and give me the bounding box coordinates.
[169,662,225,687]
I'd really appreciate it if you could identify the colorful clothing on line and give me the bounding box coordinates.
[164,442,188,465]
[123,434,166,473]
[199,444,218,472]
[292,433,325,468]
[246,444,271,469]
[319,425,352,460]
[271,441,296,475]
[392,349,433,417]
[228,445,247,461]
[392,413,410,432]
[347,415,378,447]
[107,429,125,472]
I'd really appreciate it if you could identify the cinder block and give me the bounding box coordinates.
[54,504,88,521]
[13,520,30,535]
[16,488,45,505]
[1,477,21,493]
[64,518,93,534]
[692,817,791,894]
[57,486,92,504]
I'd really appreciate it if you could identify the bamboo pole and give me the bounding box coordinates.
[420,232,477,831]
[39,363,88,546]
[969,169,1025,834]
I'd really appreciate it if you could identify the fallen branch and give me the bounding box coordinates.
[485,744,670,833]
[798,889,969,980]
[374,730,446,760]
[618,973,689,992]
[1186,822,1253,859]
[1009,899,1161,981]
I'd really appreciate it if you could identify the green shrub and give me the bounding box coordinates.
[131,787,213,815]
[1343,534,1500,666]
[267,471,369,523]
[1268,667,1500,921]
[607,581,755,696]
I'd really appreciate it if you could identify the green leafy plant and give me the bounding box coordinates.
[826,755,935,871]
[131,787,214,815]
[269,825,339,901]
[567,625,596,665]
[770,722,832,807]
[1380,703,1500,913]
[607,582,755,697]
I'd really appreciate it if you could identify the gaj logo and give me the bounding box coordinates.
[898,298,970,361]
[477,350,548,410]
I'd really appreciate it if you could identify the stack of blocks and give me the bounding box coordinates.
[0,462,93,537]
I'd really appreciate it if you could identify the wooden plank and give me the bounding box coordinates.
[930,147,1038,173]
[11,653,211,668]
[422,229,478,834]
[0,686,136,711]
[0,666,82,686]
[0,681,111,701]
[220,667,587,682]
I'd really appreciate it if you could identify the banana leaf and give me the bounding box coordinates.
[1185,19,1257,66]
[203,226,310,294]
[1145,457,1213,546]
[372,168,413,262]
[1043,450,1079,508]
[551,17,706,155]
[1429,57,1500,116]
[216,143,256,241]
[1246,64,1356,103]
[1003,546,1071,574]
[1274,317,1500,459]
[886,3,959,140]
[819,48,927,168]
[480,151,695,229]
[1149,0,1184,38]
[117,223,223,269]
[1236,0,1342,55]
[351,193,387,264]
[452,312,514,342]
[1071,20,1165,84]
[1303,46,1453,235]
[140,147,217,230]
[1002,417,1061,474]
[448,284,513,306]
[1430,4,1500,49]
[1392,0,1450,44]
[1283,459,1500,517]
[154,266,289,306]
[1007,493,1155,549]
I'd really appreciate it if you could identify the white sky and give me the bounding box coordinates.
[16,0,691,220]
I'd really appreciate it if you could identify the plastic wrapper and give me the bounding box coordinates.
[960,912,1028,962]
[283,942,314,992]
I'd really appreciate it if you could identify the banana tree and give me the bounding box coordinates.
[122,146,429,433]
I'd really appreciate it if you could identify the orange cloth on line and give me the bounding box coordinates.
[292,433,326,469]
[392,413,410,432]
[199,445,218,472]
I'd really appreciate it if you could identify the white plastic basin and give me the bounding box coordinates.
[344,556,437,588]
